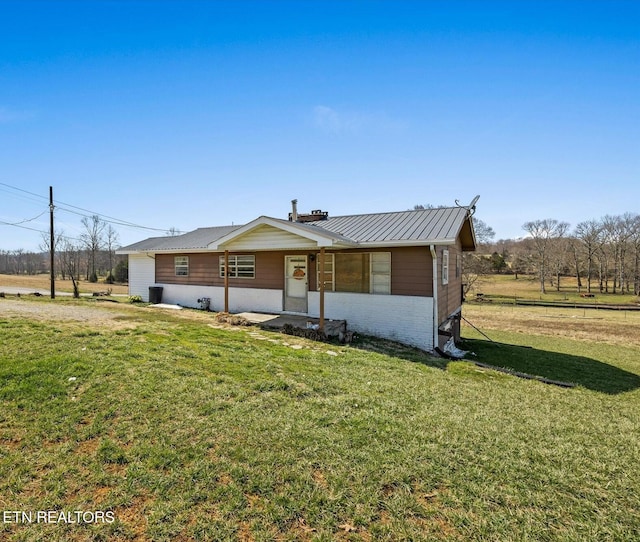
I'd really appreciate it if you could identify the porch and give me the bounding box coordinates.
[236,312,347,338]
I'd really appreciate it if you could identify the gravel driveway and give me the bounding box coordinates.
[0,298,133,325]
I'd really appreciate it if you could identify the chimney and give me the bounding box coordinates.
[288,201,329,222]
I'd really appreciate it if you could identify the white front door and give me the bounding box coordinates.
[284,255,308,313]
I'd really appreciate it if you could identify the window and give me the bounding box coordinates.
[336,253,370,293]
[316,253,335,291]
[318,252,391,295]
[370,252,391,294]
[175,256,189,276]
[442,249,449,285]
[456,254,461,279]
[219,255,255,279]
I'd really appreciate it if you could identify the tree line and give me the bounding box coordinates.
[1,215,128,284]
[467,213,640,296]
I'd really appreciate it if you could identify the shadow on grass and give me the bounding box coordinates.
[459,338,640,395]
[347,334,450,369]
[346,334,640,395]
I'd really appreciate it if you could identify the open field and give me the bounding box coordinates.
[462,303,640,393]
[470,273,640,306]
[0,274,128,296]
[1,296,640,541]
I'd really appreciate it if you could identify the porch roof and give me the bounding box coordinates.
[208,216,358,251]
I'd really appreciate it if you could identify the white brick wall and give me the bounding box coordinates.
[226,287,283,313]
[308,292,434,351]
[127,255,434,351]
[155,284,283,314]
[158,284,224,309]
[128,254,157,302]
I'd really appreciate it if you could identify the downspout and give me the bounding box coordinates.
[224,250,229,313]
[319,247,325,332]
[430,245,439,353]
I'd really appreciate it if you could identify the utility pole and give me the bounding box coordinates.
[49,186,55,299]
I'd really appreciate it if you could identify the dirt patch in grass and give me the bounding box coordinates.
[0,273,128,295]
[115,494,153,541]
[76,437,101,456]
[0,298,141,329]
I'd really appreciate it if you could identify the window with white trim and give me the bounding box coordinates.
[370,252,391,294]
[317,252,391,295]
[442,249,449,285]
[219,255,255,279]
[175,256,189,276]
[316,253,335,291]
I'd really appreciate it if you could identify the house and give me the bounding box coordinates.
[117,199,478,352]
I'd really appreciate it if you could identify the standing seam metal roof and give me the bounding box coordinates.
[118,207,472,252]
[309,207,469,243]
[119,226,240,252]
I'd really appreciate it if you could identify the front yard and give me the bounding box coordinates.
[1,297,639,540]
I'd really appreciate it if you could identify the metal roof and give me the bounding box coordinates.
[265,216,359,246]
[118,207,475,253]
[118,226,240,253]
[310,207,471,244]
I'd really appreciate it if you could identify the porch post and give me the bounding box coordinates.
[224,250,229,313]
[319,247,325,331]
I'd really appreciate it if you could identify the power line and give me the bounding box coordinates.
[0,219,47,234]
[0,181,182,234]
[54,201,180,233]
[0,186,46,206]
[1,210,48,226]
[0,182,47,202]
[0,217,83,243]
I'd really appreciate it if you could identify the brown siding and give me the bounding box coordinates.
[155,253,217,285]
[155,247,435,298]
[309,247,432,297]
[155,251,287,290]
[252,252,285,289]
[437,241,463,325]
[390,246,432,297]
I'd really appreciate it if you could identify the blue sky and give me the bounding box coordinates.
[1,0,638,251]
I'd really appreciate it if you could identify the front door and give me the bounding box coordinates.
[284,255,308,313]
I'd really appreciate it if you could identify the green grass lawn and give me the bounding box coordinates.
[1,299,640,541]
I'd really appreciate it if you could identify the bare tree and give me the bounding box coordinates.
[599,215,633,293]
[617,213,637,293]
[105,225,120,283]
[39,229,66,279]
[522,219,570,293]
[631,215,640,296]
[574,220,603,293]
[462,217,496,295]
[80,215,106,282]
[59,236,82,298]
[548,224,571,291]
[472,218,495,245]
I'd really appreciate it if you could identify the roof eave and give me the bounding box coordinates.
[208,216,357,250]
[357,238,458,248]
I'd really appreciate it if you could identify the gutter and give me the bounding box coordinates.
[430,245,439,353]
